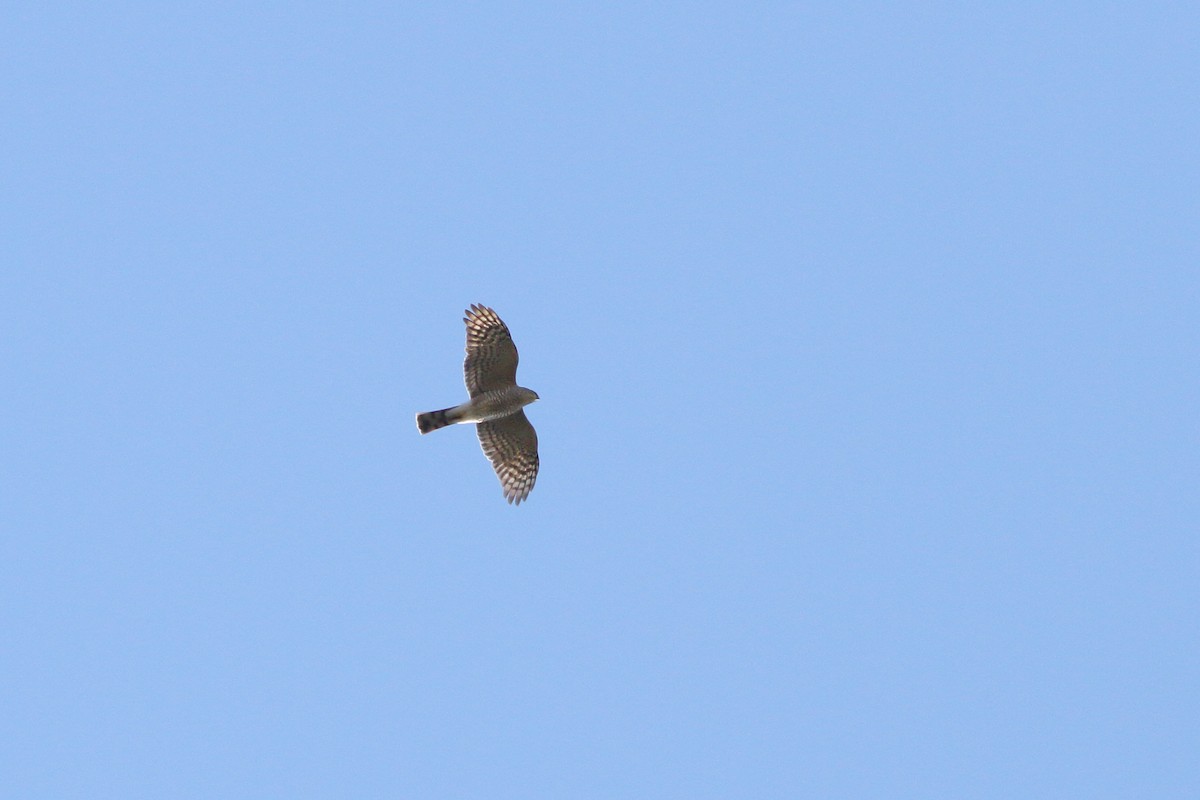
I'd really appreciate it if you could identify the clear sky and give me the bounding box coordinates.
[3,3,1196,798]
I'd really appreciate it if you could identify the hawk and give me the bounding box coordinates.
[416,304,540,504]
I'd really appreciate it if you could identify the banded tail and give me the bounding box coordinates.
[416,405,466,434]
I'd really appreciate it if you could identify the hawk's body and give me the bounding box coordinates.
[416,305,540,504]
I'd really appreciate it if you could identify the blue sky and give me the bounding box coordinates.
[2,3,1196,797]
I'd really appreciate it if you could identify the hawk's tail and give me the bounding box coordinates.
[416,406,464,434]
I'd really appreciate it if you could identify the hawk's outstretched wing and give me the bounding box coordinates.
[476,411,539,505]
[463,304,519,397]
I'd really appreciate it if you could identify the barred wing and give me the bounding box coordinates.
[476,411,539,505]
[463,304,519,397]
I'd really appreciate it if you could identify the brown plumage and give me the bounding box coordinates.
[416,305,540,504]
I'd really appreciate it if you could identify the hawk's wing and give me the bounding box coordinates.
[476,411,539,505]
[463,304,519,397]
